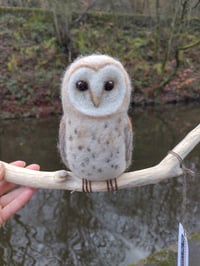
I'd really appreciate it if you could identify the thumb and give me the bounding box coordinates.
[0,162,5,180]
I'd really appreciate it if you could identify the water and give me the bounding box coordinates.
[0,103,199,266]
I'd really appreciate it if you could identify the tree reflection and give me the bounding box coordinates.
[0,104,200,265]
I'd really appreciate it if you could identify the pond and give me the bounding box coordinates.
[0,103,200,266]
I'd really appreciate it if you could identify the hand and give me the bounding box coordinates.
[0,161,40,226]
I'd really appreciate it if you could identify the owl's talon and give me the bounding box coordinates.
[106,178,118,192]
[82,178,92,193]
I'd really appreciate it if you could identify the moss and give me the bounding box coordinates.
[146,249,176,265]
[134,231,200,266]
[133,249,176,266]
[0,6,53,20]
[190,232,200,241]
[0,6,200,118]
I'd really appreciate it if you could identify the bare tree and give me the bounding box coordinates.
[152,0,200,93]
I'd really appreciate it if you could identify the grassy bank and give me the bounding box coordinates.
[0,7,200,118]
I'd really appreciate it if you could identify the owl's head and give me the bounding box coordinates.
[61,54,132,117]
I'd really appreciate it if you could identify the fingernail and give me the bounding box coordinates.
[11,160,26,167]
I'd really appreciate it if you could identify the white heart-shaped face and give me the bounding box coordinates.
[62,55,131,117]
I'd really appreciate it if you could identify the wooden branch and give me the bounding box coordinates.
[1,123,200,192]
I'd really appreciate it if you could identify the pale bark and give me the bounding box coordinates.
[1,123,199,192]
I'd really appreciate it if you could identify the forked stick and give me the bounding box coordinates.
[1,123,200,192]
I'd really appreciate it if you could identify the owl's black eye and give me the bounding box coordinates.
[104,80,114,91]
[76,80,88,91]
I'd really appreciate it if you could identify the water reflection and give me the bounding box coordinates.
[0,103,199,265]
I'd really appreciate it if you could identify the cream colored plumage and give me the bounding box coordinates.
[59,54,133,181]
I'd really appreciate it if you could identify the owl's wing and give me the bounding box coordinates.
[58,116,69,168]
[124,117,133,168]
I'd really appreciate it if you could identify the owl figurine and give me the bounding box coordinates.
[59,54,133,182]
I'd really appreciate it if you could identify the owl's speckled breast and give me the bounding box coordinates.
[65,115,127,181]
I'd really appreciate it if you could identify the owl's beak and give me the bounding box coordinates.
[91,94,101,107]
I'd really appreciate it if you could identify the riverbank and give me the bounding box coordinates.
[131,231,200,266]
[1,7,200,119]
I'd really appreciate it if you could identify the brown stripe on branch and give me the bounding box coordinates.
[1,123,200,192]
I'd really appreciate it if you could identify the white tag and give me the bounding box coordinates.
[177,223,189,266]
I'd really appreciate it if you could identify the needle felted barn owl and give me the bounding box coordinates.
[59,54,133,182]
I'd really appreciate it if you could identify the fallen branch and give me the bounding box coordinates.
[1,123,200,192]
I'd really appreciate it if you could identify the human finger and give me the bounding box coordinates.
[0,162,5,180]
[0,162,40,198]
[10,161,26,168]
[0,161,25,196]
[25,164,40,171]
[0,186,36,208]
[0,187,36,224]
